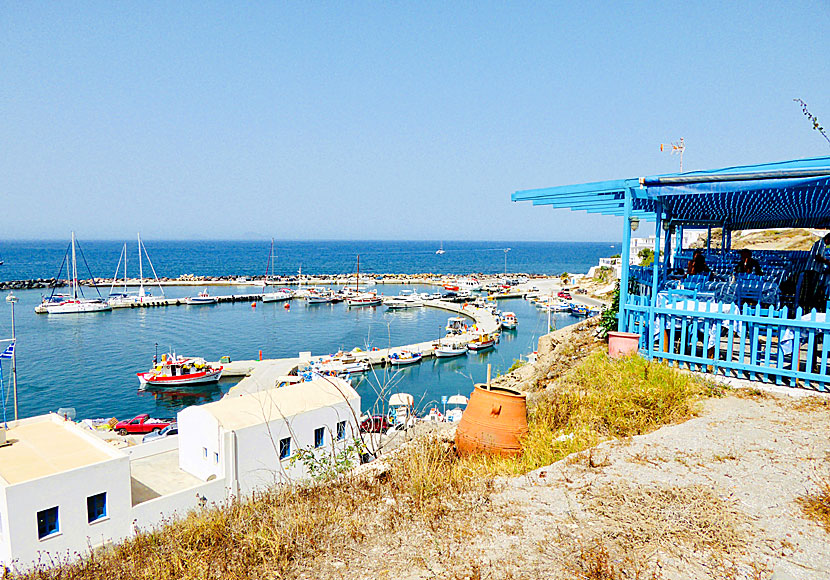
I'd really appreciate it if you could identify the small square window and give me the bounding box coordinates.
[37,506,59,539]
[314,427,325,448]
[336,421,346,441]
[87,492,107,523]
[214,452,219,464]
[279,437,291,460]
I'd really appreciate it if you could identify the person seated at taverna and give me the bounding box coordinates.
[734,249,763,276]
[686,250,710,276]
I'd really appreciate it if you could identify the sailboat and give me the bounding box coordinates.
[261,239,293,303]
[108,234,165,307]
[37,232,111,314]
[435,241,445,255]
[346,255,381,307]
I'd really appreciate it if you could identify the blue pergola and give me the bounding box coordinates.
[512,155,830,389]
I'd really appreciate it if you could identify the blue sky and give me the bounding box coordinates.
[2,2,828,241]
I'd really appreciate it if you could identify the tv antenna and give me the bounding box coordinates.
[661,138,685,171]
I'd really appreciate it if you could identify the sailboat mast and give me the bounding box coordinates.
[138,233,144,297]
[123,243,128,294]
[71,231,78,300]
[356,254,359,292]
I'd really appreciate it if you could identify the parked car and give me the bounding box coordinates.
[575,288,588,295]
[142,422,179,443]
[360,415,390,433]
[115,414,174,436]
[558,290,572,299]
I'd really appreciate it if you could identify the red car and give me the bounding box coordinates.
[360,415,390,433]
[115,414,175,436]
[557,290,572,299]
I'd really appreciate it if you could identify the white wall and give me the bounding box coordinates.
[232,399,359,494]
[125,435,179,460]
[131,478,227,531]
[0,487,10,567]
[177,408,222,481]
[2,455,132,572]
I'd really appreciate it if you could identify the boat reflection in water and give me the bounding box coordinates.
[139,382,225,412]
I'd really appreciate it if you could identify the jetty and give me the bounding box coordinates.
[220,300,500,396]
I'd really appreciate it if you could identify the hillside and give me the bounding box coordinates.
[690,228,823,251]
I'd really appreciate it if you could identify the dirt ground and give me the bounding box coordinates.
[309,319,830,580]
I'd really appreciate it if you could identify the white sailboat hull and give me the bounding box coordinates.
[46,300,111,314]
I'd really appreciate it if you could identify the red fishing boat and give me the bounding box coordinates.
[137,353,223,386]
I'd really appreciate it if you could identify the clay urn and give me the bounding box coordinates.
[455,384,528,457]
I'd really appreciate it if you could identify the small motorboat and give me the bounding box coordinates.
[569,303,590,317]
[445,317,468,334]
[384,290,423,310]
[467,333,497,351]
[445,394,468,423]
[262,289,293,303]
[435,343,467,358]
[185,289,217,305]
[500,312,518,330]
[306,290,335,304]
[388,350,422,365]
[137,353,223,386]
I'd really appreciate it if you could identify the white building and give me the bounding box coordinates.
[0,415,133,567]
[629,235,656,264]
[178,377,361,495]
[0,376,360,571]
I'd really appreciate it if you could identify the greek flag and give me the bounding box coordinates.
[0,340,14,359]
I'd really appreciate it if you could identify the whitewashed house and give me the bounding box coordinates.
[178,377,361,495]
[0,376,360,571]
[0,415,133,568]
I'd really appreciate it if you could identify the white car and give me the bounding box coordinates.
[142,422,178,443]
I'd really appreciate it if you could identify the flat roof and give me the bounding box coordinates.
[191,377,359,431]
[0,418,119,485]
[130,448,203,506]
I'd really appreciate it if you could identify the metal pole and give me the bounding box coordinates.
[619,189,633,331]
[10,296,18,422]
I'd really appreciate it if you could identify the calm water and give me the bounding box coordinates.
[0,239,620,281]
[0,239,604,421]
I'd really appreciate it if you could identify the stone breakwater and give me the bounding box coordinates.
[0,278,66,291]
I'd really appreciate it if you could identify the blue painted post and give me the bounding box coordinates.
[648,205,663,360]
[618,188,633,332]
[662,219,672,281]
[675,225,683,264]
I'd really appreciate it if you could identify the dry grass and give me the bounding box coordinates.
[15,435,488,580]
[566,539,662,580]
[582,482,745,556]
[797,478,830,533]
[792,395,830,413]
[468,352,718,475]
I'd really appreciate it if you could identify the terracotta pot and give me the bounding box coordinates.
[455,384,528,457]
[607,331,640,359]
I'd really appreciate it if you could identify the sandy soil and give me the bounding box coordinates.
[320,319,830,580]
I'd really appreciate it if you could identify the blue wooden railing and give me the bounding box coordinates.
[622,294,830,391]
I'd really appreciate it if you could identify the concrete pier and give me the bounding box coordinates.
[216,300,499,395]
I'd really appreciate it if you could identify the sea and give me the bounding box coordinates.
[0,240,619,423]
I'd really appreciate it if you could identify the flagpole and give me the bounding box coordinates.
[9,294,18,422]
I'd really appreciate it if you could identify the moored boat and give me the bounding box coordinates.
[185,290,217,305]
[500,312,518,329]
[137,354,223,386]
[388,350,422,365]
[435,343,467,358]
[38,232,112,314]
[467,333,497,351]
[262,289,293,303]
[569,303,590,317]
[347,293,382,307]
